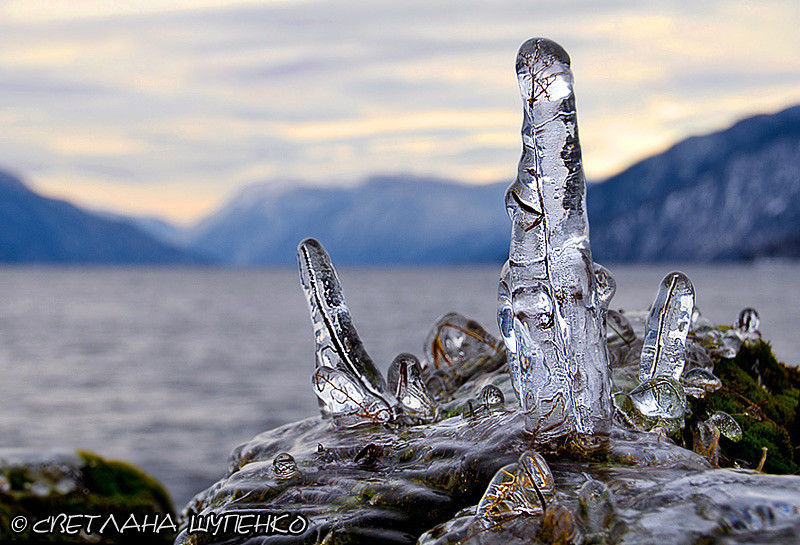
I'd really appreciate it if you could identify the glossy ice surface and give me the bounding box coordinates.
[497,38,612,440]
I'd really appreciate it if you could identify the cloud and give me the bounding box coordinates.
[0,0,798,221]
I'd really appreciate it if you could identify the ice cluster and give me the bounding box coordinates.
[295,39,754,448]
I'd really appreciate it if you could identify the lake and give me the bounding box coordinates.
[1,264,798,507]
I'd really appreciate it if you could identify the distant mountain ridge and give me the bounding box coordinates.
[185,105,800,265]
[187,175,508,265]
[3,105,799,265]
[0,172,208,264]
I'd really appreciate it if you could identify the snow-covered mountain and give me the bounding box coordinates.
[588,105,800,262]
[185,106,800,265]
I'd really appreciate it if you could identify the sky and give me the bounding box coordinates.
[1,1,799,223]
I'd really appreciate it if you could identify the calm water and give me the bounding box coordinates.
[1,264,798,506]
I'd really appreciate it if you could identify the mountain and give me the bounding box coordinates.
[186,106,800,265]
[5,105,797,266]
[587,105,800,262]
[0,171,208,264]
[188,175,508,265]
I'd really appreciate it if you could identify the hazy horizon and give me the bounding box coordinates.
[2,0,799,223]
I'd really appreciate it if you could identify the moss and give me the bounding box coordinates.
[0,450,175,544]
[77,450,173,514]
[687,340,800,474]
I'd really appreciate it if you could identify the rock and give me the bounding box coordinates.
[0,449,175,544]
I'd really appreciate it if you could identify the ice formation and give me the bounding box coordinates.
[273,452,299,480]
[737,307,760,333]
[298,238,399,425]
[387,353,439,423]
[480,384,505,411]
[497,37,612,439]
[639,272,695,383]
[614,272,696,431]
[476,450,554,520]
[421,312,505,400]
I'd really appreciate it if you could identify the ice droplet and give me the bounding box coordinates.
[708,411,742,442]
[480,384,505,411]
[497,37,612,440]
[387,353,439,423]
[639,272,695,383]
[693,419,721,465]
[298,238,397,424]
[628,377,685,420]
[681,368,722,397]
[577,478,617,535]
[273,453,298,480]
[716,329,743,359]
[476,450,554,520]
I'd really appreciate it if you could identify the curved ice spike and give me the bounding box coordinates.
[387,353,439,423]
[639,271,695,383]
[498,38,612,440]
[297,238,397,423]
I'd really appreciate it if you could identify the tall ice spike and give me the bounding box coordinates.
[498,38,612,440]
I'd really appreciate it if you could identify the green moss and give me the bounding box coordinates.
[77,450,173,514]
[0,450,175,544]
[687,340,800,474]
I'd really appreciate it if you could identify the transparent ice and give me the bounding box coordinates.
[627,377,686,420]
[681,367,722,398]
[298,238,398,424]
[422,312,505,400]
[577,477,625,541]
[497,37,612,440]
[708,411,743,441]
[273,452,299,480]
[480,384,505,410]
[475,450,554,520]
[387,353,439,423]
[737,307,760,334]
[639,272,695,383]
